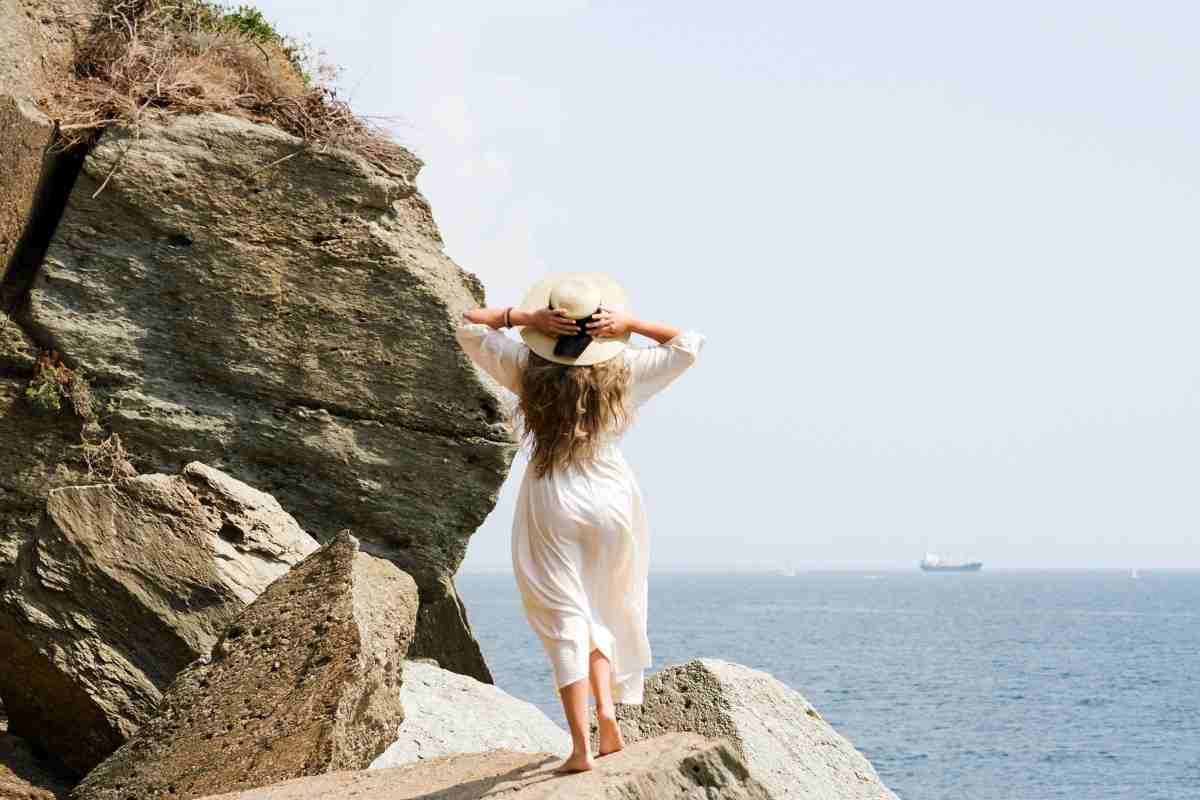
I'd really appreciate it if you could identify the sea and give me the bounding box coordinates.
[457,569,1200,800]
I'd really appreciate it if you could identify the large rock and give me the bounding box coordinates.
[75,532,419,800]
[196,734,770,800]
[1,730,74,800]
[603,660,897,800]
[20,113,516,681]
[0,462,318,776]
[370,659,569,768]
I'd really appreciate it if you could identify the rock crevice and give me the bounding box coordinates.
[0,131,90,322]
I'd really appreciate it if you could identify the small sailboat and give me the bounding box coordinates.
[1130,568,1140,580]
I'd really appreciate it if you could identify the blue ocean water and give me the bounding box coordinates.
[457,570,1200,800]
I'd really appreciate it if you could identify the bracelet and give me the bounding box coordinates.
[504,307,512,328]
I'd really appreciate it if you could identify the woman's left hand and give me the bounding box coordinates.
[587,306,633,338]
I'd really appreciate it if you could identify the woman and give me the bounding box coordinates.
[456,272,704,772]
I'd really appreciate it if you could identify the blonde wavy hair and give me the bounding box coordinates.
[518,351,632,478]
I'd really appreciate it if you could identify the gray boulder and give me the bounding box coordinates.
[75,532,419,800]
[195,733,770,800]
[19,113,516,681]
[0,462,318,775]
[603,659,897,800]
[370,659,569,768]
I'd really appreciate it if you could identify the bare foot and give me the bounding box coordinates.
[558,750,595,773]
[596,708,625,756]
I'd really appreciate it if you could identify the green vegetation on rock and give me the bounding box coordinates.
[155,1,315,82]
[24,352,93,418]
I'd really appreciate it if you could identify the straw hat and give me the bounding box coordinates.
[518,272,631,366]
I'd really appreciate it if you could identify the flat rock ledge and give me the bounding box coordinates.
[196,733,771,800]
[600,659,897,800]
[0,462,318,776]
[74,532,419,800]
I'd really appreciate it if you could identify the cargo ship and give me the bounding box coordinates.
[919,553,982,573]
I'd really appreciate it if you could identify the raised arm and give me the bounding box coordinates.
[462,306,508,329]
[463,305,579,336]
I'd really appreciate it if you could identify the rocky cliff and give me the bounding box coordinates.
[0,3,516,686]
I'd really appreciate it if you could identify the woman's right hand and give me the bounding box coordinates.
[523,307,581,337]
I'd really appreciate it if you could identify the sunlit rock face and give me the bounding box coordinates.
[19,112,516,682]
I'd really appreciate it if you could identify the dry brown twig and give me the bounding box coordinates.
[78,431,136,482]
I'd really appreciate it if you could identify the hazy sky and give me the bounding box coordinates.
[254,1,1199,569]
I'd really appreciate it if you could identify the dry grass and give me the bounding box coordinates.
[76,429,137,482]
[40,0,407,170]
[26,351,139,481]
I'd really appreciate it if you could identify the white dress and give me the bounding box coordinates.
[456,323,705,704]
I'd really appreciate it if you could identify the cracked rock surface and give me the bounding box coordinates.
[75,532,418,800]
[20,113,516,681]
[0,462,318,776]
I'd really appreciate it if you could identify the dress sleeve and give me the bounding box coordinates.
[625,330,706,406]
[455,322,527,394]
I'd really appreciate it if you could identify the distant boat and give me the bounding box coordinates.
[919,553,982,573]
[776,561,798,577]
[1131,568,1140,580]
